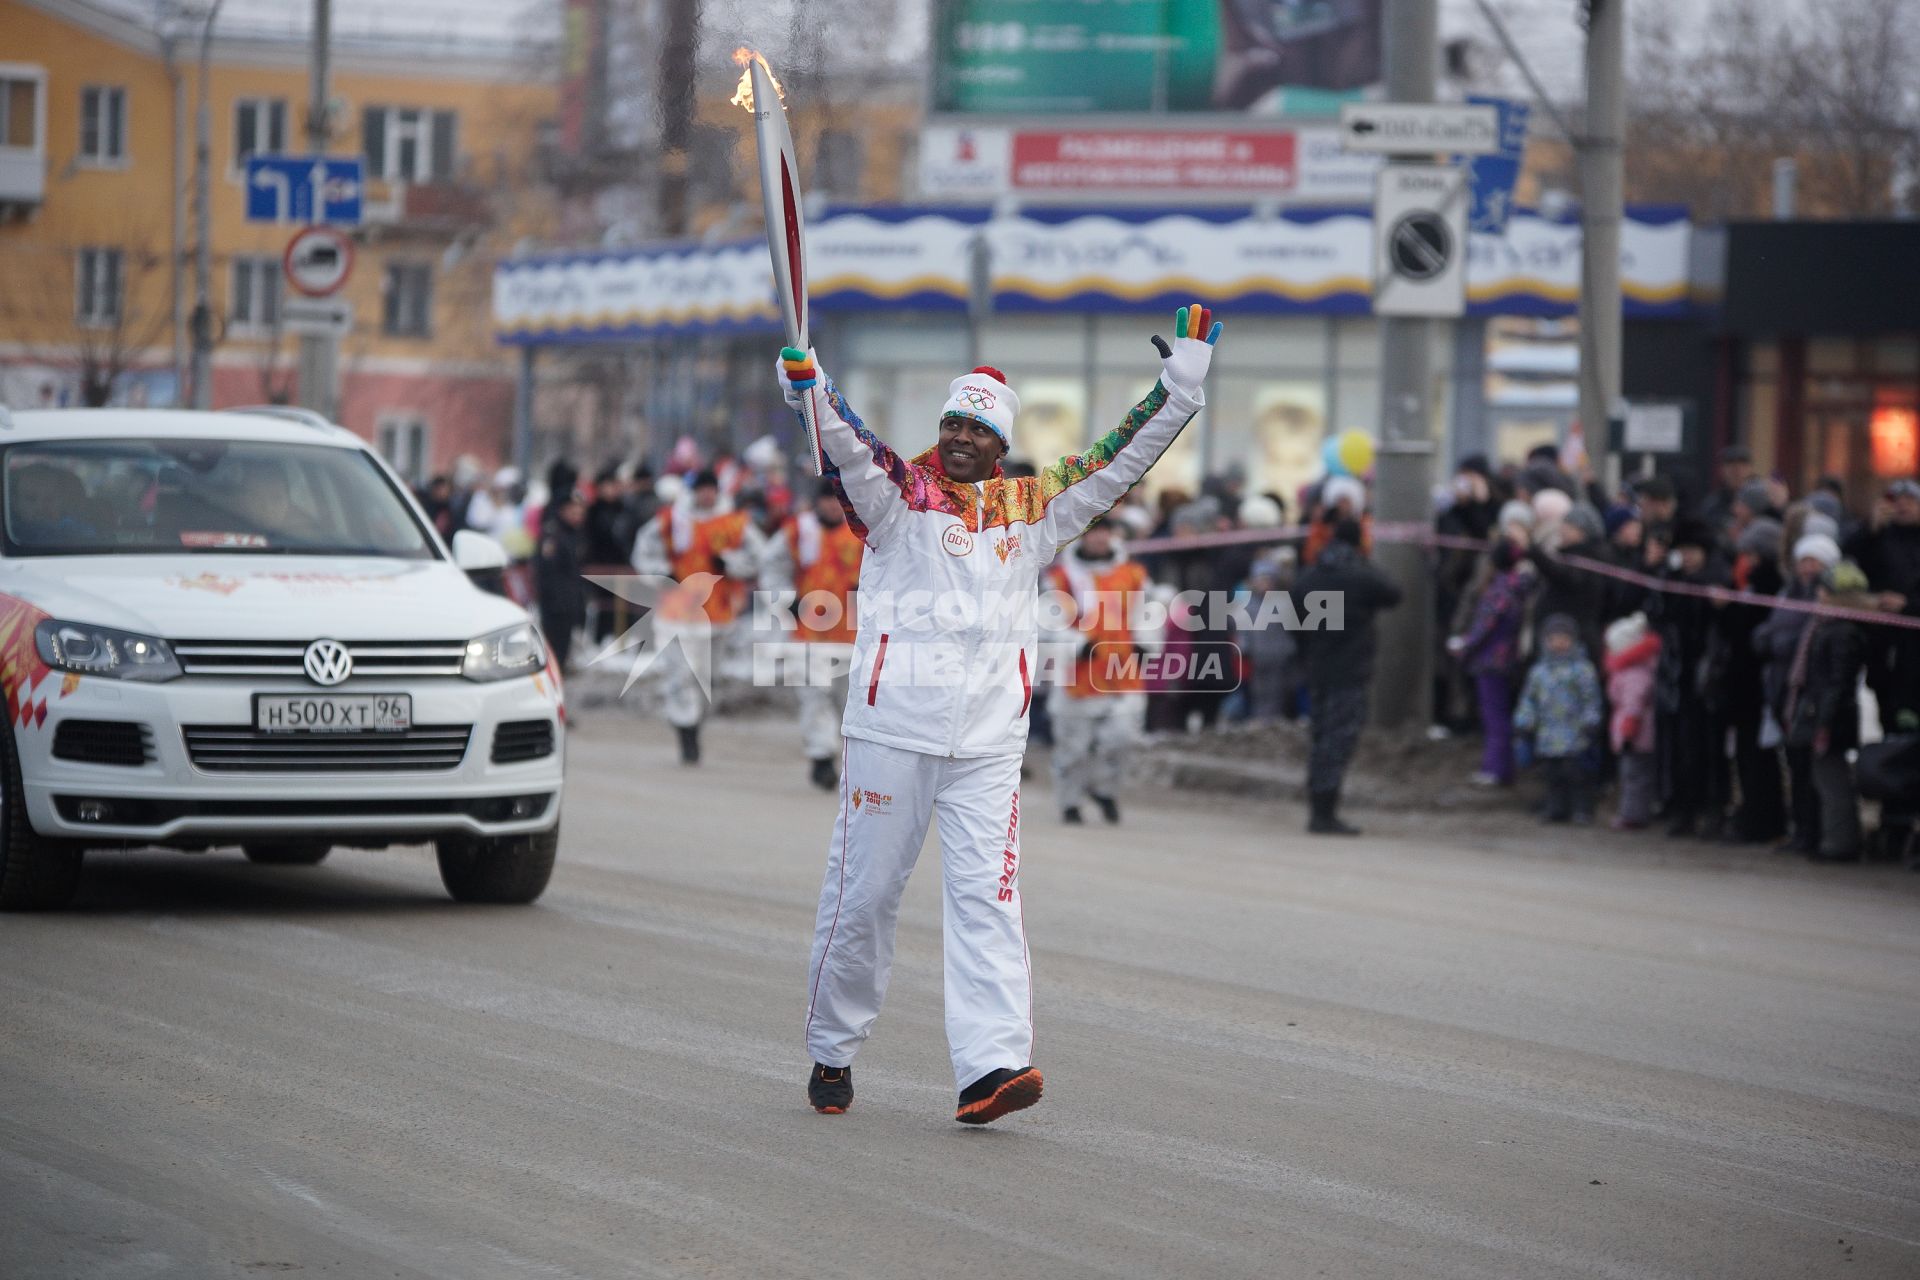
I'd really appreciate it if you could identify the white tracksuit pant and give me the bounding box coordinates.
[805,737,1032,1091]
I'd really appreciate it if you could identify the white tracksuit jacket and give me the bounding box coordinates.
[791,358,1205,1090]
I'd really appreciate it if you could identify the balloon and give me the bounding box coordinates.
[1321,437,1350,477]
[1336,430,1376,476]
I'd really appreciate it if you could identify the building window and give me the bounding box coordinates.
[382,262,432,336]
[75,248,122,326]
[229,255,282,329]
[361,106,457,182]
[79,86,126,165]
[377,415,430,484]
[233,97,288,167]
[1,71,44,150]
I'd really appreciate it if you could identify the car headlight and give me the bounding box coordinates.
[461,623,546,682]
[34,620,182,682]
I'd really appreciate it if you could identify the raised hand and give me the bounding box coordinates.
[1149,301,1224,394]
[776,346,818,411]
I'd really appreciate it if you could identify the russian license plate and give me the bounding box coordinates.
[255,694,412,733]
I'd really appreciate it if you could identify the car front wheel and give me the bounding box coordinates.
[435,826,558,905]
[0,726,83,911]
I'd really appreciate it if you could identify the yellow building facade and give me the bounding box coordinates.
[0,0,554,478]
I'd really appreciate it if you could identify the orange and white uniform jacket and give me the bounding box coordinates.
[1045,548,1152,698]
[771,512,863,646]
[630,498,764,626]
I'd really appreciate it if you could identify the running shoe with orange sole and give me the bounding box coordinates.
[808,1063,852,1114]
[954,1066,1043,1125]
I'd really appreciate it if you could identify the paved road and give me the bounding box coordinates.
[4,715,1918,1279]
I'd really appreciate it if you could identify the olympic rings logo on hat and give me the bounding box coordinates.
[959,387,996,411]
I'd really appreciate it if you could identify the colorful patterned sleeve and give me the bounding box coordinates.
[811,375,913,548]
[1034,378,1203,553]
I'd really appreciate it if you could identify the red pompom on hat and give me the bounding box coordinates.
[973,365,1007,382]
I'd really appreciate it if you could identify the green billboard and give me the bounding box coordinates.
[932,0,1381,115]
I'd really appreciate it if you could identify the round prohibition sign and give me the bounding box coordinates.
[1387,211,1453,282]
[283,226,355,298]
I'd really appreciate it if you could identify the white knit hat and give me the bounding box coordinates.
[1604,611,1648,655]
[1323,474,1367,514]
[1792,533,1841,569]
[940,366,1019,450]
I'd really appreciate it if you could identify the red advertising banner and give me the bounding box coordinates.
[1008,131,1299,194]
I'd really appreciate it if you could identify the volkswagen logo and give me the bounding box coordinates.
[303,639,353,686]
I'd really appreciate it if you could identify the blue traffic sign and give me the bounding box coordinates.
[244,155,364,225]
[1463,97,1531,236]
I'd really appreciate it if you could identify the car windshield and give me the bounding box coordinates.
[1,437,437,559]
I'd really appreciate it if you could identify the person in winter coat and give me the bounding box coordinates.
[1526,502,1609,659]
[1513,613,1605,824]
[1783,561,1875,862]
[1447,539,1534,785]
[1754,532,1841,853]
[1291,517,1403,835]
[1852,479,1920,732]
[1723,517,1787,842]
[1604,612,1661,828]
[534,493,587,671]
[1644,519,1733,837]
[777,303,1222,1125]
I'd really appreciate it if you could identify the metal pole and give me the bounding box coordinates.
[296,0,338,422]
[188,0,222,410]
[163,34,187,403]
[1578,0,1624,482]
[513,345,536,475]
[1369,0,1438,730]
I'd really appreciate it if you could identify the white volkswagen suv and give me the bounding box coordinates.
[0,406,565,910]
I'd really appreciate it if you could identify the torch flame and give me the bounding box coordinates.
[729,47,784,112]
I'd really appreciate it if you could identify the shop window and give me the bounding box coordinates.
[1870,394,1918,480]
[1871,338,1919,376]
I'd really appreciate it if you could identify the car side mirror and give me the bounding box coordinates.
[451,529,510,573]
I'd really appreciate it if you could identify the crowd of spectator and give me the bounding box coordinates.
[412,434,1920,864]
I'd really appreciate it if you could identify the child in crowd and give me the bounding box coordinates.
[1447,539,1534,786]
[1514,613,1605,824]
[1604,612,1661,829]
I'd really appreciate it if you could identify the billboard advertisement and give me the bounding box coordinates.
[933,0,1382,115]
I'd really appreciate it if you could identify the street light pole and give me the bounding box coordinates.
[295,0,338,421]
[1579,0,1625,484]
[1370,0,1439,730]
[188,0,224,410]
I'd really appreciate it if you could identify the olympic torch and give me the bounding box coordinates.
[733,49,825,476]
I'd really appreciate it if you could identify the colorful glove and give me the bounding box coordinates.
[777,346,819,413]
[1149,302,1223,395]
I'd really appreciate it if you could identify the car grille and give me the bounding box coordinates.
[52,719,154,767]
[171,639,467,679]
[491,719,555,764]
[182,725,473,772]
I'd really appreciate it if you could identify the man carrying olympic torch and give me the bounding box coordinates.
[781,304,1223,1124]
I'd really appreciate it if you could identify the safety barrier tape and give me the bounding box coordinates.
[1125,523,1920,633]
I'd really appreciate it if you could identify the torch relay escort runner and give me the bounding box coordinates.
[779,304,1224,1124]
